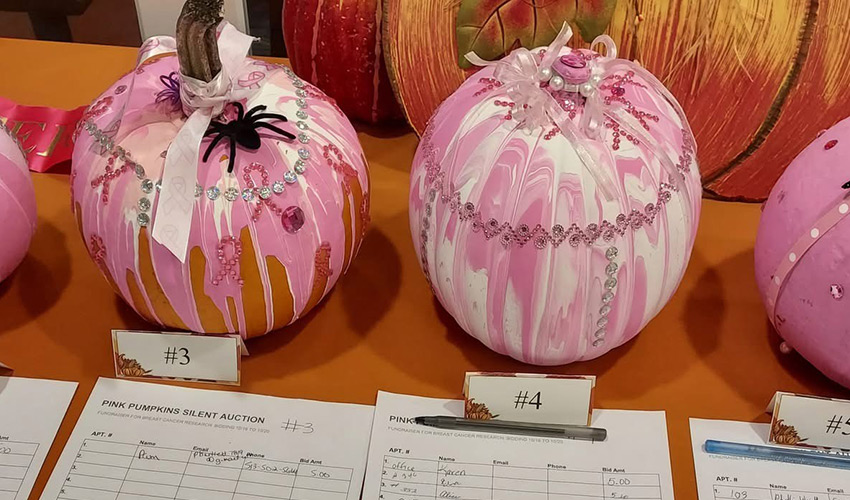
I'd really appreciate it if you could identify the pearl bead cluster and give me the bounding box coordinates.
[83,64,313,228]
[593,246,620,347]
[538,64,601,97]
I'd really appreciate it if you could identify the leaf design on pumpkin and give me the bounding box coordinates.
[455,0,616,68]
[465,398,499,420]
[116,354,152,378]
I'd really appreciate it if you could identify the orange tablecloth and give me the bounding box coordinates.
[0,38,847,500]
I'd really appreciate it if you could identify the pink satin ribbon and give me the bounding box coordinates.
[765,192,850,323]
[0,96,85,173]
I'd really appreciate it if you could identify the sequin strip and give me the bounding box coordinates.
[765,192,850,323]
[420,128,694,250]
[82,63,313,228]
[592,246,620,347]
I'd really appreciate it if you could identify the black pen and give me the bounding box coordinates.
[415,416,607,441]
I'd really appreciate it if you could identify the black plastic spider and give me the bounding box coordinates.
[202,102,295,172]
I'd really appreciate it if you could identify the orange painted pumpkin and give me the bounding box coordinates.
[383,0,850,200]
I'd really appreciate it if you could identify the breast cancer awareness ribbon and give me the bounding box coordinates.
[151,22,258,262]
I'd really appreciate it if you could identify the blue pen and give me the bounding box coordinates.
[705,440,850,471]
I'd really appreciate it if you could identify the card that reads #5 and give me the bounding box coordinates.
[463,372,595,426]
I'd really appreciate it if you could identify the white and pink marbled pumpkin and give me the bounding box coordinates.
[410,44,701,365]
[0,125,36,282]
[72,54,369,338]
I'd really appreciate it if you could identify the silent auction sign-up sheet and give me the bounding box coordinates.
[40,378,375,500]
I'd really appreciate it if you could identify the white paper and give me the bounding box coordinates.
[690,418,850,500]
[363,391,675,500]
[0,377,77,500]
[41,378,375,500]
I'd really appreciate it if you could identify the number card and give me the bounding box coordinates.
[463,372,595,425]
[111,330,241,385]
[769,392,850,451]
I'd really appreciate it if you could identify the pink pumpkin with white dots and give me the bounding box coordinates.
[756,116,850,389]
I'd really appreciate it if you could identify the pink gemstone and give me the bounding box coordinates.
[560,53,586,69]
[612,87,625,96]
[825,139,838,150]
[281,206,305,233]
[830,284,844,300]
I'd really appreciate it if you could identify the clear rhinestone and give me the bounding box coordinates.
[242,188,254,201]
[292,79,305,88]
[284,171,297,184]
[298,133,310,144]
[137,213,150,226]
[606,247,618,260]
[224,187,239,202]
[138,197,151,212]
[593,338,605,347]
[296,121,308,130]
[259,186,272,199]
[606,262,618,276]
[296,98,307,108]
[141,179,154,194]
[594,328,606,339]
[604,277,618,290]
[295,89,307,98]
[134,163,145,179]
[117,147,126,160]
[194,184,203,197]
[155,180,162,192]
[296,110,308,120]
[599,305,611,316]
[206,186,220,200]
[272,180,285,194]
[602,291,614,304]
[298,149,310,160]
[294,160,306,174]
[597,316,609,327]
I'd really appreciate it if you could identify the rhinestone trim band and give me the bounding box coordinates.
[82,63,312,228]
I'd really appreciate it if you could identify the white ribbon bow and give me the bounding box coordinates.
[465,23,695,213]
[151,22,257,262]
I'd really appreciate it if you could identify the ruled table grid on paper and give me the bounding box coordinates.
[0,440,39,500]
[53,438,354,500]
[712,484,850,500]
[379,455,664,500]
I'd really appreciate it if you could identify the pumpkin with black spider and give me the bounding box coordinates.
[203,102,295,173]
[71,0,370,339]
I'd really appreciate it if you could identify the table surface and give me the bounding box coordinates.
[0,38,847,500]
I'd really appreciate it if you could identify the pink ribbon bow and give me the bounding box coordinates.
[465,23,695,217]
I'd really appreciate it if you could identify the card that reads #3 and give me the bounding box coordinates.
[111,330,241,385]
[463,373,595,426]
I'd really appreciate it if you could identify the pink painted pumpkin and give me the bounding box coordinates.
[72,47,369,339]
[755,116,850,389]
[0,125,36,282]
[409,33,701,365]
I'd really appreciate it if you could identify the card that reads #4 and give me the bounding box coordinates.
[463,372,595,426]
[111,330,242,385]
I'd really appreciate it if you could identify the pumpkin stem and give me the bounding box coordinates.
[176,0,224,82]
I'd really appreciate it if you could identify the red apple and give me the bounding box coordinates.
[284,0,402,124]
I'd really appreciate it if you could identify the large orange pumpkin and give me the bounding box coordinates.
[284,0,401,124]
[383,0,850,200]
